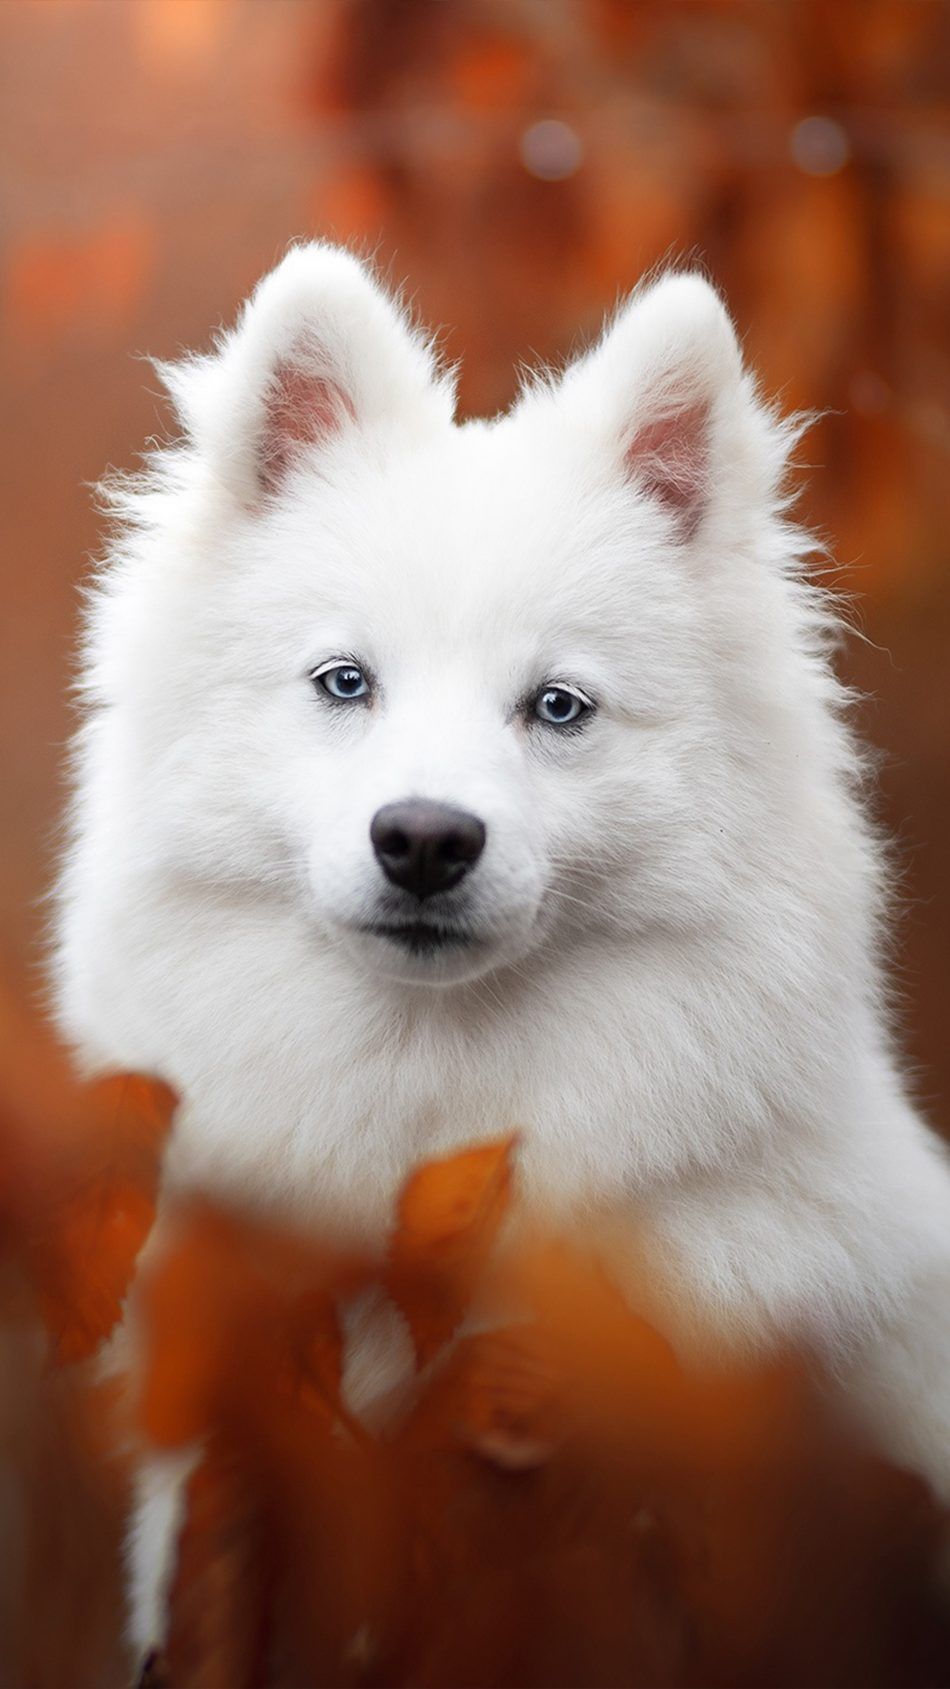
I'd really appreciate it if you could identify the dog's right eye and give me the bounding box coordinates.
[310,661,371,702]
[531,683,594,729]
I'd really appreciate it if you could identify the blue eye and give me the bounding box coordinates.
[533,685,592,727]
[312,662,371,702]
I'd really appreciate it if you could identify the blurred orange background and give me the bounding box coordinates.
[1,0,948,1130]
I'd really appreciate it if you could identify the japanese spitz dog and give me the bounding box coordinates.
[53,245,950,1645]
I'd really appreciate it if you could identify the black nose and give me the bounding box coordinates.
[370,801,486,899]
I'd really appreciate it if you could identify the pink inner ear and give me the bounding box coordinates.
[260,361,355,494]
[624,401,709,537]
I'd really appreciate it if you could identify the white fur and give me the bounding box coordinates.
[126,1445,199,1655]
[52,244,950,1647]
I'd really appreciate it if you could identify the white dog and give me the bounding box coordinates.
[53,245,950,1647]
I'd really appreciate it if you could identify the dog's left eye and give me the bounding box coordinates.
[532,685,592,727]
[311,662,371,702]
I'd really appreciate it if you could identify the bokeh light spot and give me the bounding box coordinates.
[790,115,851,176]
[519,119,584,182]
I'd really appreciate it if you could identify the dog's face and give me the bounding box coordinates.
[135,248,777,987]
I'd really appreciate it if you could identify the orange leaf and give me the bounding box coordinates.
[286,1288,345,1420]
[27,1074,177,1365]
[394,1135,517,1250]
[164,1447,266,1689]
[385,1135,517,1367]
[139,1202,363,1448]
[507,1239,683,1447]
[138,1204,235,1449]
[452,1325,563,1470]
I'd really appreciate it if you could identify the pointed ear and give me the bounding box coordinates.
[161,244,453,505]
[558,273,745,539]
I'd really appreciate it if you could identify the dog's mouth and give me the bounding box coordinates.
[359,919,478,957]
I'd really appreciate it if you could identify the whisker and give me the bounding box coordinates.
[468,973,509,1017]
[543,884,630,933]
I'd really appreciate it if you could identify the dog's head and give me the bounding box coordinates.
[103,246,803,988]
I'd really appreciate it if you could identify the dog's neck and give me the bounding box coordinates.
[78,870,883,1236]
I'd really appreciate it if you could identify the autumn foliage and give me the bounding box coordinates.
[1,9,949,1682]
[2,1048,950,1688]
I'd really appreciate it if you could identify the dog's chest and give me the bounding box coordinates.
[159,1025,525,1232]
[121,903,699,1229]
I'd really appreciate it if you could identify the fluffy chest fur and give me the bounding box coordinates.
[67,875,871,1217]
